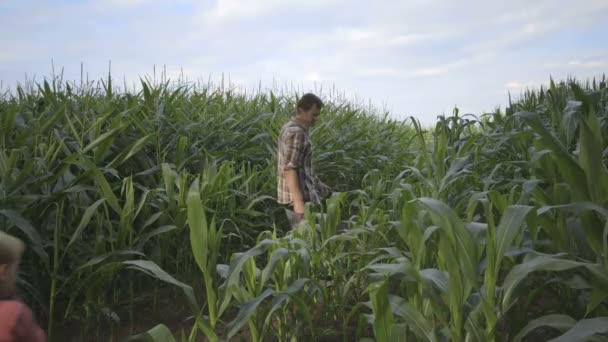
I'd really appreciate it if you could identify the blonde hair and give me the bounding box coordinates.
[0,231,25,265]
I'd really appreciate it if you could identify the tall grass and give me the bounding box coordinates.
[1,71,607,341]
[0,71,415,340]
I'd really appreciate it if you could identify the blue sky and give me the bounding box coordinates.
[1,0,607,126]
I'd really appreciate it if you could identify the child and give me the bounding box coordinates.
[0,231,46,342]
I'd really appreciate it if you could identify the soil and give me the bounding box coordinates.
[47,284,568,341]
[50,289,198,342]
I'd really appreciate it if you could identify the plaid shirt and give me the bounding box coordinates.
[277,119,321,205]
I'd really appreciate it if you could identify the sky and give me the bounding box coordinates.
[1,0,607,126]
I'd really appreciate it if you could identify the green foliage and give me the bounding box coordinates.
[2,73,607,341]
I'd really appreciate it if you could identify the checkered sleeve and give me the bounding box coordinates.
[282,129,305,170]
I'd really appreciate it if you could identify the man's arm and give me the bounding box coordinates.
[281,129,306,216]
[285,169,305,216]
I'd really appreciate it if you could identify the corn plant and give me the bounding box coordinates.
[3,70,608,341]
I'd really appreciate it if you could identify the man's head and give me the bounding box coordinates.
[0,231,24,291]
[296,93,323,127]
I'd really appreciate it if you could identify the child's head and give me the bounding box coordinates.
[0,231,24,291]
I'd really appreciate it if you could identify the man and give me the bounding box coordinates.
[0,231,47,342]
[277,93,329,230]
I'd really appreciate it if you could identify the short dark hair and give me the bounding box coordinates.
[297,93,323,111]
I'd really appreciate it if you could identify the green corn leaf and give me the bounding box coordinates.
[289,294,317,340]
[162,163,177,211]
[107,133,155,168]
[417,198,479,290]
[218,239,275,317]
[134,186,151,219]
[586,262,608,287]
[388,294,437,342]
[136,225,178,249]
[538,201,608,256]
[64,261,127,317]
[0,209,49,268]
[259,247,289,291]
[119,176,135,247]
[422,225,441,243]
[187,179,208,273]
[65,198,105,252]
[516,111,588,200]
[123,260,197,312]
[420,268,449,294]
[125,324,177,342]
[261,278,312,339]
[123,259,192,292]
[224,239,275,289]
[193,314,218,341]
[549,317,608,342]
[570,84,608,206]
[493,205,534,273]
[135,164,162,177]
[141,212,163,230]
[369,280,394,342]
[76,157,121,214]
[77,250,145,271]
[538,201,608,218]
[225,288,274,340]
[81,126,121,154]
[513,314,576,342]
[562,100,580,147]
[207,215,221,272]
[502,253,584,310]
[465,302,488,342]
[586,288,608,317]
[366,262,410,277]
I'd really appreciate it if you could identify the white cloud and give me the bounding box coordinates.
[504,80,550,92]
[1,0,607,128]
[340,28,451,48]
[206,0,278,20]
[203,0,337,22]
[350,52,491,81]
[505,81,523,89]
[304,72,323,82]
[466,1,608,53]
[544,60,607,69]
[412,67,443,77]
[465,22,555,53]
[357,67,402,78]
[406,53,493,79]
[285,25,454,53]
[99,0,145,8]
[495,7,544,24]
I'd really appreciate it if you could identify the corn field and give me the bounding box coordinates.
[1,73,607,341]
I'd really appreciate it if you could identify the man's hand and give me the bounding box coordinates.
[286,169,305,214]
[293,199,305,216]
